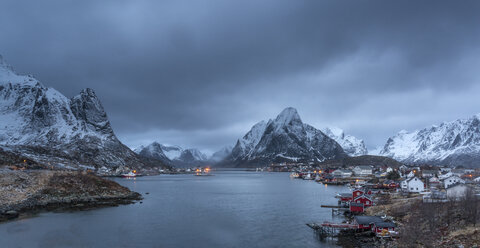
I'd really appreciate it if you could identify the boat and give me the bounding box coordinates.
[121,171,137,178]
[195,167,214,176]
[303,173,313,180]
[290,172,300,178]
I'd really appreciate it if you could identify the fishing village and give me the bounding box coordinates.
[282,162,480,247]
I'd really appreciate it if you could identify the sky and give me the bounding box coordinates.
[1,1,480,154]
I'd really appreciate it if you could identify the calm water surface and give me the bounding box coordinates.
[0,171,350,248]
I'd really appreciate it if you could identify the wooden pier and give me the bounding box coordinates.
[306,222,359,239]
[321,205,348,209]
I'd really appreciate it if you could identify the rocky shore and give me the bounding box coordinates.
[0,169,142,222]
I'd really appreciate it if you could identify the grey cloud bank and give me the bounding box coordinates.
[1,0,479,153]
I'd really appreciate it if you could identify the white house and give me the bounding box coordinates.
[406,171,415,178]
[386,167,393,173]
[474,176,480,183]
[332,169,353,178]
[439,167,452,173]
[422,170,437,178]
[451,169,465,177]
[353,166,373,176]
[401,177,425,193]
[443,175,465,189]
[446,184,470,199]
[439,172,453,180]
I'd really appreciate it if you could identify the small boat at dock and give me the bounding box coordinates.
[121,171,137,178]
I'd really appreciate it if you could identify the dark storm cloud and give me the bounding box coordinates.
[1,0,480,152]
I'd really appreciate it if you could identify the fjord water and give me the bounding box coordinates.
[0,171,349,248]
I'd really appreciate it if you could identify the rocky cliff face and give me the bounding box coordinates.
[0,56,166,171]
[225,107,346,167]
[380,114,480,167]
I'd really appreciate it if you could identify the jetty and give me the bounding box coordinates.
[306,222,359,239]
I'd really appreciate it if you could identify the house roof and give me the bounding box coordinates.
[338,193,352,198]
[374,222,396,228]
[443,175,463,181]
[354,216,383,225]
[354,194,372,201]
[446,182,468,190]
[350,202,364,207]
[405,177,422,183]
[355,166,372,170]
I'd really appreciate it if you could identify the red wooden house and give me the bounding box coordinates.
[372,221,396,234]
[353,195,373,207]
[353,216,383,230]
[352,189,364,198]
[338,193,353,202]
[349,202,364,213]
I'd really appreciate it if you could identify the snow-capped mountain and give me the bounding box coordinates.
[322,127,368,156]
[0,55,166,171]
[225,107,346,166]
[380,114,480,167]
[174,148,208,167]
[135,142,171,164]
[135,142,209,167]
[210,146,233,162]
[160,144,184,160]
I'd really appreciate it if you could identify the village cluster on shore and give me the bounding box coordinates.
[279,162,480,247]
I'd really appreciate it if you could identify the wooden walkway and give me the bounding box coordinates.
[306,222,359,239]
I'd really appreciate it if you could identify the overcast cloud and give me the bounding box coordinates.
[1,0,480,154]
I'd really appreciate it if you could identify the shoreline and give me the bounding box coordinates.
[0,170,142,223]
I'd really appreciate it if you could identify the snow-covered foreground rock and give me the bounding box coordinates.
[380,114,480,167]
[0,56,166,172]
[223,107,347,167]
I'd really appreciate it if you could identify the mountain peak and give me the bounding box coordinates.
[0,55,38,87]
[275,107,302,125]
[227,108,346,166]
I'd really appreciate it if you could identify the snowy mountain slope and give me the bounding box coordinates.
[173,148,209,167]
[159,144,184,160]
[0,55,167,171]
[135,142,171,165]
[135,142,209,167]
[322,127,368,156]
[210,146,233,162]
[380,114,480,167]
[225,107,346,167]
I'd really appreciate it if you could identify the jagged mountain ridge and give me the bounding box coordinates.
[135,142,210,167]
[380,114,480,167]
[224,107,347,167]
[322,127,368,156]
[0,56,166,171]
